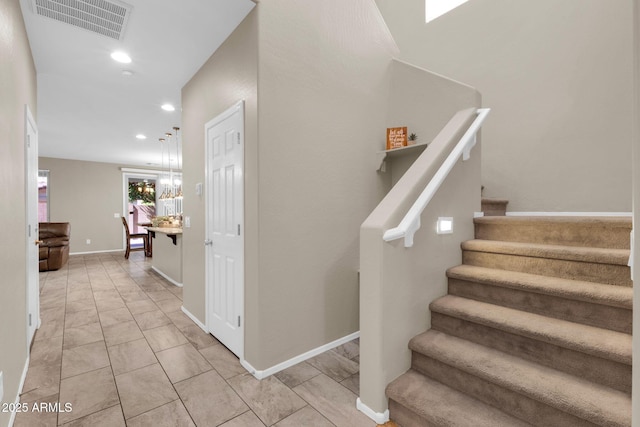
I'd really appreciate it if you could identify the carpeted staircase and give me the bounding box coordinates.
[386,216,632,426]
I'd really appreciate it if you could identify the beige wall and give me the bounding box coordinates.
[0,0,37,424]
[182,1,402,370]
[254,0,398,369]
[39,157,128,253]
[181,8,259,354]
[376,0,633,212]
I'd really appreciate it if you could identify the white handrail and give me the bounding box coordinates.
[383,108,491,247]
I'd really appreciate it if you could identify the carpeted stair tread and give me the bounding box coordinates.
[473,216,631,249]
[446,265,632,309]
[409,330,631,426]
[429,295,631,365]
[386,369,533,427]
[462,239,630,265]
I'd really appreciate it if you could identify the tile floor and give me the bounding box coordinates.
[15,252,376,427]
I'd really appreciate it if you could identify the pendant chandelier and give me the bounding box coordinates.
[157,127,182,202]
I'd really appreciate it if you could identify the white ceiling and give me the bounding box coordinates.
[19,0,255,167]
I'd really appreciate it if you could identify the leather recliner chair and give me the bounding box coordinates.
[39,222,70,272]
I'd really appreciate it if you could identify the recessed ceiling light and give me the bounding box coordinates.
[136,134,147,140]
[161,103,175,112]
[111,51,131,64]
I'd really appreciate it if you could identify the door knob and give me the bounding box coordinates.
[35,240,43,245]
[204,239,213,246]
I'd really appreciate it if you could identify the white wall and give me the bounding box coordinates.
[376,0,633,213]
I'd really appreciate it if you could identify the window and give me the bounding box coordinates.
[425,0,470,23]
[38,170,49,222]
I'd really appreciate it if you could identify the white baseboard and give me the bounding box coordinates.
[356,398,389,424]
[151,266,183,287]
[181,306,207,332]
[241,331,360,380]
[69,249,124,255]
[506,212,632,217]
[8,356,30,427]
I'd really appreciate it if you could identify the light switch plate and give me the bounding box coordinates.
[184,216,191,228]
[114,213,120,218]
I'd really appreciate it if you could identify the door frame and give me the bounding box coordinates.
[204,100,245,360]
[25,105,40,348]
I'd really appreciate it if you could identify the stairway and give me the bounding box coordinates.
[386,216,632,426]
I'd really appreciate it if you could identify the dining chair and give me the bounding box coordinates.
[121,216,148,259]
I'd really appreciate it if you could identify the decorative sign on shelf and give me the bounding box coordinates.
[386,127,407,150]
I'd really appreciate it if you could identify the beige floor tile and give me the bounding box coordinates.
[62,405,125,427]
[228,374,306,426]
[90,282,116,292]
[65,298,96,314]
[126,399,195,427]
[115,363,178,420]
[181,325,219,350]
[98,307,134,327]
[143,324,189,352]
[156,343,212,383]
[132,309,172,331]
[20,363,61,402]
[92,290,121,301]
[154,297,183,314]
[306,350,359,382]
[34,314,64,341]
[102,320,144,347]
[219,411,266,427]
[274,406,335,427]
[64,307,99,329]
[292,374,375,427]
[175,371,248,427]
[126,299,159,315]
[95,297,126,313]
[275,362,322,388]
[61,341,110,379]
[108,338,157,376]
[332,340,359,360]
[29,334,63,368]
[63,322,104,349]
[166,310,195,330]
[14,393,59,427]
[340,373,359,395]
[66,289,94,302]
[168,286,183,299]
[39,295,66,311]
[57,367,119,425]
[146,290,176,302]
[119,291,149,303]
[199,344,245,379]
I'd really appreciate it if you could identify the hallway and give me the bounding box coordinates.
[15,252,371,426]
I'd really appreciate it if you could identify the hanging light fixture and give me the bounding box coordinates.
[173,126,183,199]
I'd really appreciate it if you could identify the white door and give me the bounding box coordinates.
[25,106,40,347]
[205,101,244,358]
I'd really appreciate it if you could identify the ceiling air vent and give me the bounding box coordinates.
[31,0,132,40]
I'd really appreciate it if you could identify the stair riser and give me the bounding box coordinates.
[463,251,632,286]
[448,278,631,333]
[411,353,602,427]
[474,222,631,249]
[430,312,631,393]
[388,400,438,427]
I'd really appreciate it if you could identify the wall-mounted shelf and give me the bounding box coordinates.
[376,142,429,172]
